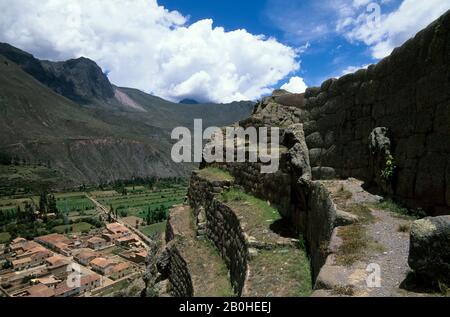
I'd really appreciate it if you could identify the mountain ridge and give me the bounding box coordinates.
[0,43,255,189]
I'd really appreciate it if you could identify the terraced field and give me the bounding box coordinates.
[56,195,96,214]
[93,185,187,220]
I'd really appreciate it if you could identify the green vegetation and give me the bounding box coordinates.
[52,222,93,234]
[140,221,167,238]
[56,196,95,214]
[221,188,281,222]
[96,182,187,225]
[331,285,355,296]
[248,249,312,297]
[335,224,385,266]
[374,199,425,219]
[343,204,375,224]
[381,154,396,182]
[398,223,412,233]
[0,232,11,243]
[197,168,234,182]
[0,165,64,196]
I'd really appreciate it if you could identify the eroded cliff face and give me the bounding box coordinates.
[5,138,190,188]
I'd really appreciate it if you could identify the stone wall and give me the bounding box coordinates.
[301,11,450,215]
[162,218,194,297]
[163,241,194,297]
[302,181,337,280]
[209,161,292,218]
[188,173,247,295]
[206,200,248,295]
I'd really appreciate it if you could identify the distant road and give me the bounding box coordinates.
[85,194,153,248]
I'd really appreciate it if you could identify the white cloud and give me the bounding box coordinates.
[0,0,300,103]
[341,64,370,75]
[340,0,450,58]
[281,76,308,93]
[267,0,449,60]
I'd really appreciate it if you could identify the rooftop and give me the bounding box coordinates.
[90,257,114,268]
[25,284,55,297]
[111,262,131,273]
[87,236,107,244]
[35,233,72,246]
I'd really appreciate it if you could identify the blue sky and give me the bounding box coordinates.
[158,0,450,89]
[1,0,449,102]
[158,0,400,87]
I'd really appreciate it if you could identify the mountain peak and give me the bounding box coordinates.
[0,43,114,105]
[179,98,200,104]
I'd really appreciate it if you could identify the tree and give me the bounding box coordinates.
[109,204,114,221]
[25,202,36,222]
[146,209,152,226]
[39,192,48,213]
[47,195,58,214]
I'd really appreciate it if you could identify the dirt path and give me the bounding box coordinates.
[314,179,432,297]
[86,194,153,247]
[170,205,234,297]
[363,208,414,296]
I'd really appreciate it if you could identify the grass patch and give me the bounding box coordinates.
[140,221,167,238]
[335,225,385,266]
[374,199,423,219]
[0,232,11,243]
[343,204,375,224]
[197,168,234,182]
[247,249,312,297]
[397,223,411,233]
[331,285,355,296]
[221,188,281,223]
[56,196,95,213]
[52,222,93,234]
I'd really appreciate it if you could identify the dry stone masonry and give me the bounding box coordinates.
[155,10,450,297]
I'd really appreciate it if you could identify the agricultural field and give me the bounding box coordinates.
[0,179,187,243]
[56,194,96,214]
[140,221,167,238]
[52,222,93,234]
[0,197,34,213]
[93,185,187,219]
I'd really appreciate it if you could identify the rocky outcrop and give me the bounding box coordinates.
[408,216,450,286]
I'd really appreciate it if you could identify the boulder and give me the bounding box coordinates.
[306,132,324,148]
[312,167,336,180]
[408,216,450,285]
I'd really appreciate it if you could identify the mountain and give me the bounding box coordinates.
[179,98,199,104]
[0,43,255,189]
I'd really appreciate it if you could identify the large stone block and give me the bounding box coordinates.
[309,148,325,166]
[447,157,450,207]
[434,102,450,135]
[409,216,450,285]
[306,132,324,148]
[415,152,447,206]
